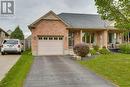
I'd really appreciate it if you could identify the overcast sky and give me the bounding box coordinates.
[0,0,97,38]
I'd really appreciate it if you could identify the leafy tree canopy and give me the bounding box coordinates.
[95,0,130,29]
[10,26,24,40]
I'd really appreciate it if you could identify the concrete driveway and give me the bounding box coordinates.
[24,56,115,87]
[0,54,20,80]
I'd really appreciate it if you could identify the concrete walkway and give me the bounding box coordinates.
[24,56,116,87]
[0,54,20,80]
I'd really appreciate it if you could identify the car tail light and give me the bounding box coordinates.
[18,45,20,48]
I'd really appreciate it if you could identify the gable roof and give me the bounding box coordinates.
[28,11,68,29]
[25,35,31,40]
[58,13,111,29]
[7,29,12,35]
[0,28,9,36]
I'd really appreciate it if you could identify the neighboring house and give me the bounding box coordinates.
[25,35,31,50]
[28,11,125,56]
[0,28,10,44]
[7,29,12,35]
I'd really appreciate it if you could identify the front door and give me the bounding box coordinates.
[68,32,74,48]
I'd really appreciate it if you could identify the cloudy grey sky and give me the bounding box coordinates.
[0,0,97,38]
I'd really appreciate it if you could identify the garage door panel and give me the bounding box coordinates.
[38,36,63,55]
[39,49,63,51]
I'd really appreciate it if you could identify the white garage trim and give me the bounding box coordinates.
[38,36,64,55]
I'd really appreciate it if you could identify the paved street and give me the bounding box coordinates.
[0,54,20,80]
[24,56,115,87]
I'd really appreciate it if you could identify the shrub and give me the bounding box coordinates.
[102,46,107,49]
[89,49,97,55]
[119,43,130,54]
[93,45,99,51]
[73,43,89,57]
[99,48,111,55]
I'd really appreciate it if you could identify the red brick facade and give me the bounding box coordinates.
[73,30,81,45]
[31,19,68,55]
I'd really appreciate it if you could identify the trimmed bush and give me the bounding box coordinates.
[93,45,99,51]
[99,48,111,55]
[89,49,97,55]
[73,43,89,57]
[119,43,130,54]
[102,46,107,49]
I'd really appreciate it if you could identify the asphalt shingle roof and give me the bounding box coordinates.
[58,13,108,29]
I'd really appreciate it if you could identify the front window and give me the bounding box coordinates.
[82,32,95,44]
[108,33,114,43]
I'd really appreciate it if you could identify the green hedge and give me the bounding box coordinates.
[89,49,97,55]
[93,45,99,51]
[99,48,111,55]
[119,43,130,54]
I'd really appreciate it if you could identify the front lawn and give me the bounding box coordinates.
[78,53,130,87]
[0,50,33,87]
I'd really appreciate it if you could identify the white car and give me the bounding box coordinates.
[1,39,22,55]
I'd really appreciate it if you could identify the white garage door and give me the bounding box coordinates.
[38,36,64,55]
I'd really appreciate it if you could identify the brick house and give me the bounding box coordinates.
[28,11,124,56]
[0,28,10,44]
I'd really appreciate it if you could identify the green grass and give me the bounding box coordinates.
[0,50,33,87]
[78,53,130,87]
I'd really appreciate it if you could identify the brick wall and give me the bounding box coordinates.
[31,20,68,55]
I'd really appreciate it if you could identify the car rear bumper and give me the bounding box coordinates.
[1,48,21,53]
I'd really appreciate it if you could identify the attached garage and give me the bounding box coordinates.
[38,36,64,55]
[29,11,68,56]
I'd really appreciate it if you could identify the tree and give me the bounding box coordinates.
[10,26,24,40]
[95,0,130,29]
